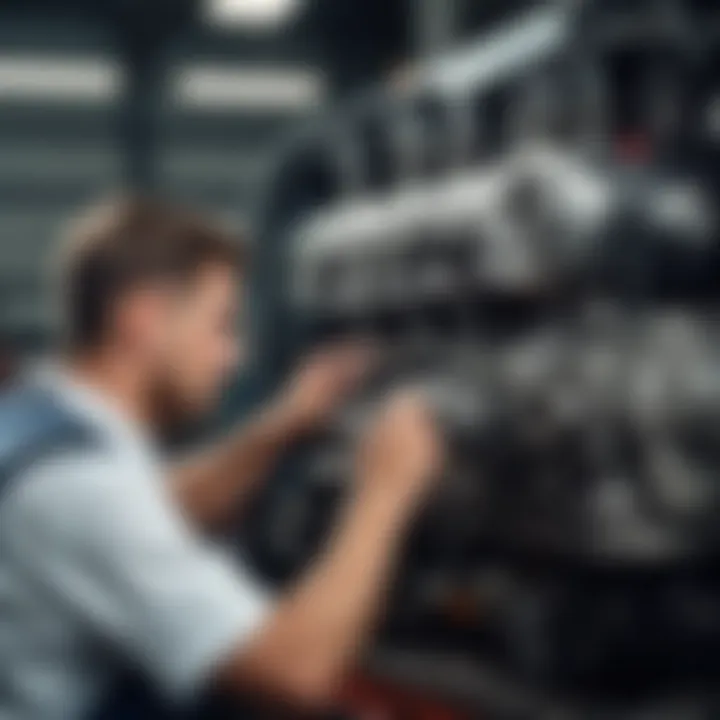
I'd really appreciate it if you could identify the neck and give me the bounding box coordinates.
[62,348,154,430]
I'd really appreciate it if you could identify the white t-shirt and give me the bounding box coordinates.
[0,368,270,720]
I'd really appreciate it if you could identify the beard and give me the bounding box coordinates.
[146,371,217,446]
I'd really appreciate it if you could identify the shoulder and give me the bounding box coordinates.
[0,432,161,556]
[0,383,103,516]
[0,383,100,468]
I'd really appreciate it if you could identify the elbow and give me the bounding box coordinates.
[230,652,343,713]
[273,661,342,712]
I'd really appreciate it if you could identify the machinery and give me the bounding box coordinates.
[244,1,720,716]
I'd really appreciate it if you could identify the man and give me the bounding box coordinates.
[0,197,444,719]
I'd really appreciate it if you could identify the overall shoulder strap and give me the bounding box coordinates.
[0,384,98,505]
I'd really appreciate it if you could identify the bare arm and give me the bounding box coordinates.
[216,392,444,710]
[173,345,372,529]
[173,402,305,528]
[226,482,413,709]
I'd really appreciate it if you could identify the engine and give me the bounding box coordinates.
[245,2,720,716]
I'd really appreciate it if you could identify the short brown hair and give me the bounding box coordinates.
[58,196,244,350]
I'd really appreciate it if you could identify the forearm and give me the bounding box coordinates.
[231,485,412,705]
[173,344,372,529]
[172,401,302,528]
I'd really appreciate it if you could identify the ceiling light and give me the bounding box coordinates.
[205,0,300,28]
[0,56,122,103]
[176,64,324,111]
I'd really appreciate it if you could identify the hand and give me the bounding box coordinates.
[355,390,446,511]
[277,343,375,436]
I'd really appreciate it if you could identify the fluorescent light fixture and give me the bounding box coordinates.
[176,64,324,110]
[205,0,300,28]
[0,56,122,103]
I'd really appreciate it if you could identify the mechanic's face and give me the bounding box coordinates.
[146,263,244,425]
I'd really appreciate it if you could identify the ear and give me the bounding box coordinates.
[116,286,172,348]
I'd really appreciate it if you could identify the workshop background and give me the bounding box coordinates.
[0,0,523,358]
[4,1,720,719]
